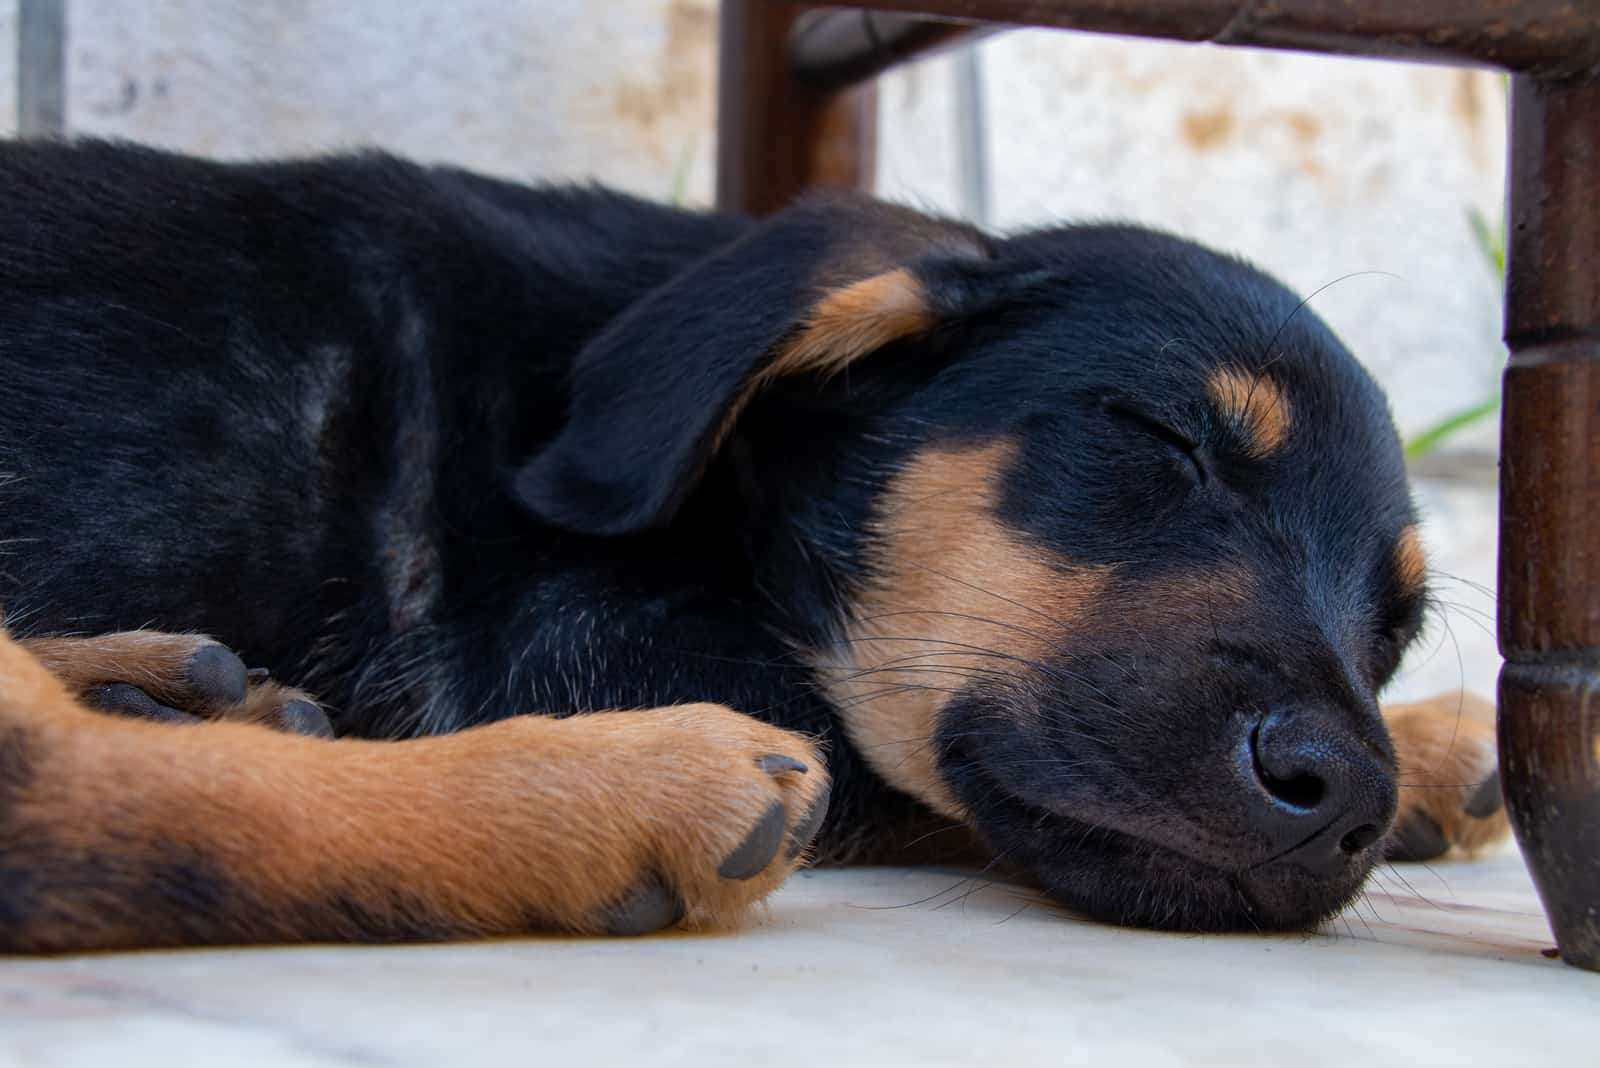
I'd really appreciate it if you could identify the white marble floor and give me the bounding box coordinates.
[2,848,1593,1067]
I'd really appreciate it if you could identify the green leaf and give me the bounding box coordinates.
[1404,395,1501,460]
[1466,206,1505,279]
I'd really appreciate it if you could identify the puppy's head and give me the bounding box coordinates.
[516,196,1424,932]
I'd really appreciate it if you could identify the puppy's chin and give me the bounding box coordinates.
[947,754,1375,932]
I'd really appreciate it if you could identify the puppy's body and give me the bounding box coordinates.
[0,143,947,869]
[0,142,1503,950]
[5,148,760,726]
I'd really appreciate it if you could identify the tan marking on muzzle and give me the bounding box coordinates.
[817,440,1107,819]
[1131,565,1259,623]
[1207,368,1291,457]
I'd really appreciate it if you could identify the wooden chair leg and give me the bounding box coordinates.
[715,0,876,215]
[1498,72,1600,972]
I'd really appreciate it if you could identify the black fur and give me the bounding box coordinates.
[0,140,1423,932]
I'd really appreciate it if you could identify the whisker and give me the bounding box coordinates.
[895,560,1068,631]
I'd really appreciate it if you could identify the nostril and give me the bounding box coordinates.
[1263,770,1327,811]
[1339,823,1383,853]
[1243,708,1398,874]
[1249,722,1328,811]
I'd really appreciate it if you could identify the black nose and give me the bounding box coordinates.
[1244,707,1397,875]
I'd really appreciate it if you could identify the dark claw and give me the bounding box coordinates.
[787,787,830,860]
[84,683,200,725]
[245,666,271,684]
[756,753,807,776]
[717,800,788,880]
[1465,770,1503,819]
[185,645,248,706]
[279,700,335,738]
[1386,811,1450,862]
[603,878,683,936]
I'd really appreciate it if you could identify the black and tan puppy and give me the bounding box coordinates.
[0,141,1504,952]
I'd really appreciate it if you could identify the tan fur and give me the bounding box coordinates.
[233,679,328,732]
[1384,692,1508,856]
[705,210,982,456]
[1395,524,1427,596]
[0,627,826,952]
[709,268,939,455]
[819,440,1106,819]
[1126,564,1258,626]
[760,269,934,385]
[23,631,321,731]
[0,628,81,719]
[24,631,221,708]
[1207,368,1291,457]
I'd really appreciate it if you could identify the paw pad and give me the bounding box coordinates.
[603,878,683,936]
[1464,770,1503,819]
[84,682,199,724]
[717,801,789,880]
[278,699,335,738]
[1386,812,1450,862]
[184,645,249,706]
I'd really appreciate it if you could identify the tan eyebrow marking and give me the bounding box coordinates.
[1206,368,1291,457]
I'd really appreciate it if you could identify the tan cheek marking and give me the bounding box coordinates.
[816,441,1107,820]
[1130,564,1258,624]
[1395,524,1427,596]
[1207,368,1291,457]
[758,268,934,386]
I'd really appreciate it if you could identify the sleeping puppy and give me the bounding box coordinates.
[0,140,1505,951]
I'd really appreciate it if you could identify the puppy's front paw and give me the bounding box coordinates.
[21,631,333,736]
[547,705,830,935]
[1383,692,1508,862]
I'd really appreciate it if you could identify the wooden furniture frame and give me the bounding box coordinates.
[717,0,1600,971]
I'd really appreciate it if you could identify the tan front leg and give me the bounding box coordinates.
[0,627,828,952]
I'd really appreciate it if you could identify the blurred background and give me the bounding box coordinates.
[0,0,1505,702]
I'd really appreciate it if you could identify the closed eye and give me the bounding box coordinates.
[1104,400,1208,485]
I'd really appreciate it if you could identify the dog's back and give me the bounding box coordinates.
[0,142,748,727]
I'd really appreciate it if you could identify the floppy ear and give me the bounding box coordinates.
[513,194,1012,536]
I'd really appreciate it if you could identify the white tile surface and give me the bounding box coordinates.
[3,849,1592,1067]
